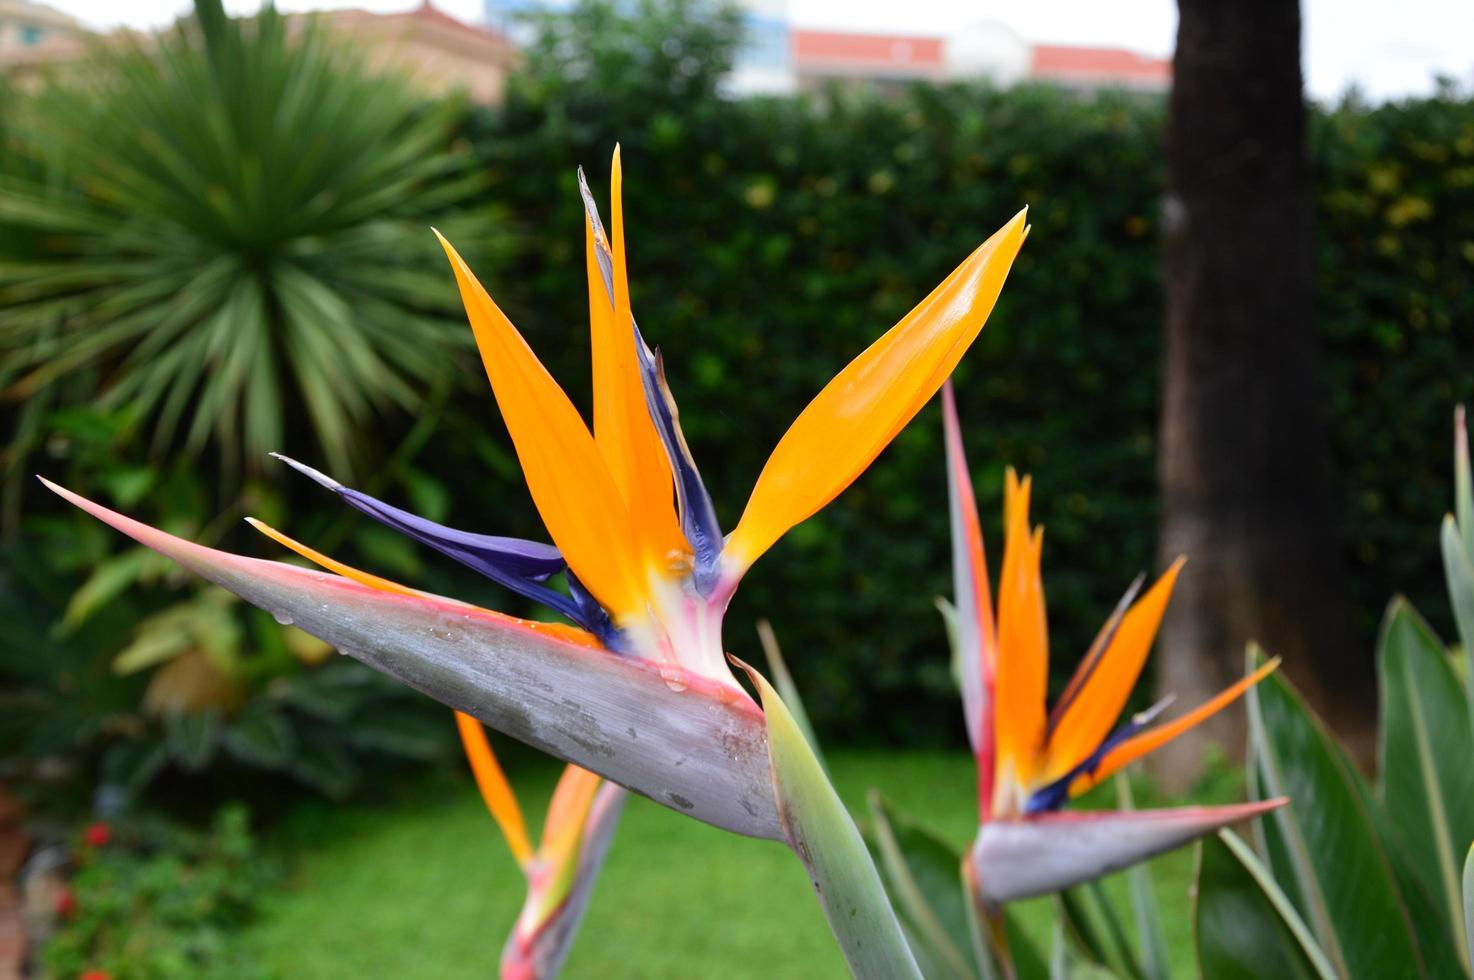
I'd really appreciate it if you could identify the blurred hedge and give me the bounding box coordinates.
[434,5,1474,744]
[10,2,1473,755]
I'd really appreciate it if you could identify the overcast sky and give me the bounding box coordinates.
[37,0,1474,102]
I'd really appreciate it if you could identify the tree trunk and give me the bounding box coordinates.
[1156,0,1374,786]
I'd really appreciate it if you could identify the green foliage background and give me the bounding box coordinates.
[6,0,1474,763]
[444,8,1474,743]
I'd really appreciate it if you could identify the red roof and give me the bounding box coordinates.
[412,2,503,39]
[1030,45,1170,84]
[792,29,944,75]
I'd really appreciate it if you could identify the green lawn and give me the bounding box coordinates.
[240,748,1221,978]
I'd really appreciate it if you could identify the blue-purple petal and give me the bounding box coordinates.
[634,335,724,594]
[270,454,615,637]
[567,572,619,647]
[334,487,564,581]
[1024,696,1175,814]
[576,168,725,594]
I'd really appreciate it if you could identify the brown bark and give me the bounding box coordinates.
[1156,0,1374,786]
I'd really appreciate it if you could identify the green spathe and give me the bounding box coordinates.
[736,659,922,980]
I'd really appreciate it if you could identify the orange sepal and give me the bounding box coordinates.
[435,231,646,621]
[724,209,1028,573]
[1040,559,1185,784]
[588,149,684,565]
[991,469,1048,808]
[455,712,535,868]
[1069,658,1281,796]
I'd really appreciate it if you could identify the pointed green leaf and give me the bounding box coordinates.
[1456,405,1473,561]
[100,740,168,794]
[964,888,1000,980]
[757,619,825,772]
[1194,831,1334,980]
[61,546,154,631]
[1247,648,1425,977]
[961,885,1047,980]
[1298,695,1463,977]
[737,659,922,980]
[220,707,297,769]
[164,708,221,772]
[1377,597,1474,972]
[1060,883,1143,979]
[1464,843,1474,966]
[868,791,976,980]
[1049,922,1123,980]
[1113,775,1169,980]
[1362,773,1469,979]
[1442,516,1474,663]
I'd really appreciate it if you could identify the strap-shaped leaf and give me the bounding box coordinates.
[1377,597,1474,973]
[1046,922,1122,980]
[1464,843,1474,970]
[1114,776,1170,980]
[756,619,825,773]
[1194,830,1334,980]
[1247,647,1425,977]
[868,792,976,980]
[1361,773,1469,979]
[736,659,922,980]
[1059,882,1144,978]
[1456,406,1474,560]
[1441,516,1474,667]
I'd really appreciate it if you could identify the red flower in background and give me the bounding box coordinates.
[54,886,76,919]
[80,970,112,980]
[83,822,111,848]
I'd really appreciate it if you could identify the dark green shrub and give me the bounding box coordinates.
[9,0,1472,759]
[451,2,1474,744]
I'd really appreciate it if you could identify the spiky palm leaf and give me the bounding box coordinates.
[0,0,500,480]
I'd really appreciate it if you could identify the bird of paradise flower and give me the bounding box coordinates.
[44,149,1027,976]
[937,382,1284,971]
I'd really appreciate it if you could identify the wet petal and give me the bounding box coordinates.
[725,209,1028,575]
[1040,559,1184,784]
[43,479,780,839]
[435,232,647,622]
[969,800,1286,903]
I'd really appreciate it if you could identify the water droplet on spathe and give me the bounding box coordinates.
[272,611,294,626]
[660,666,688,693]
